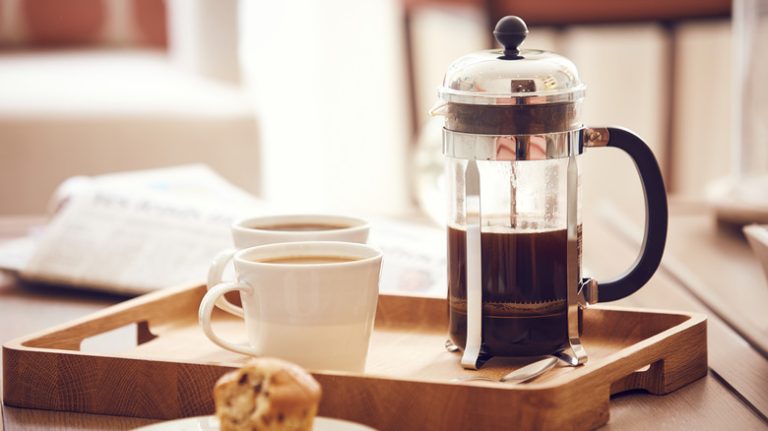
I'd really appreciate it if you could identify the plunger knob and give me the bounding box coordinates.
[494,16,528,59]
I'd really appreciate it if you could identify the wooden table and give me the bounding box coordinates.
[2,203,767,430]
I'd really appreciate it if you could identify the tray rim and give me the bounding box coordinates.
[3,283,706,392]
[2,283,709,429]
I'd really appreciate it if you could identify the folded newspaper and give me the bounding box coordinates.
[0,165,446,297]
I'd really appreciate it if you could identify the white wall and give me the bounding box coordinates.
[239,0,411,215]
[410,6,487,129]
[168,0,241,84]
[673,21,733,196]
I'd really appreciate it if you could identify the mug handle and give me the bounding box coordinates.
[584,127,668,302]
[207,248,245,317]
[199,282,258,356]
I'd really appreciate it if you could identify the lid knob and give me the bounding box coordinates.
[494,16,528,59]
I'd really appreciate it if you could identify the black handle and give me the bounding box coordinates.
[592,127,668,302]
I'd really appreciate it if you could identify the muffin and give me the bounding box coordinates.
[213,358,322,431]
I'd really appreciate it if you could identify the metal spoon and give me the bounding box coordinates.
[444,339,460,353]
[453,356,558,384]
[449,350,579,384]
[500,356,560,383]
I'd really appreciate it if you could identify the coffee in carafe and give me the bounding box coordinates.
[435,16,668,366]
[448,225,582,356]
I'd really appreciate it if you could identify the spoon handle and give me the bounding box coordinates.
[500,356,559,383]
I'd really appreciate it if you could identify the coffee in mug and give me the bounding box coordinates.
[258,255,359,265]
[251,223,350,232]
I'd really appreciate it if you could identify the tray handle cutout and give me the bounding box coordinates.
[610,360,666,395]
[79,321,158,354]
[22,312,163,351]
[609,313,708,397]
[610,346,708,397]
[20,285,199,350]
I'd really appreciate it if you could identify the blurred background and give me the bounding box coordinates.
[0,0,744,220]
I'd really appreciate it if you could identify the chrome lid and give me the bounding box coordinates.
[437,16,585,106]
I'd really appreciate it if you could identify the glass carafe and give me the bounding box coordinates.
[445,133,581,356]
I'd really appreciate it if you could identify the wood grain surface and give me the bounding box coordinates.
[663,206,768,354]
[2,207,768,430]
[595,203,768,420]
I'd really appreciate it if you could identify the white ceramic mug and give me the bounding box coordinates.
[199,241,382,372]
[208,214,370,316]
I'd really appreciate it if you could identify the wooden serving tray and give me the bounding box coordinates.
[3,284,707,430]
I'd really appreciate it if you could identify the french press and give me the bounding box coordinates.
[433,16,668,369]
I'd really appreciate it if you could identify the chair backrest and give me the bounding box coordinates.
[0,0,167,48]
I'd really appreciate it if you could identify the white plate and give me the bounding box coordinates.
[134,415,377,431]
